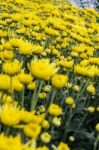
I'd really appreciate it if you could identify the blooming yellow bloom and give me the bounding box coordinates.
[39,92,47,99]
[1,50,14,61]
[45,27,59,36]
[32,44,44,54]
[0,30,8,37]
[57,142,70,150]
[18,70,33,85]
[10,38,22,47]
[37,146,49,150]
[48,104,62,116]
[21,109,35,123]
[29,59,58,80]
[0,103,21,126]
[0,134,23,150]
[41,120,50,129]
[19,41,32,55]
[27,81,36,90]
[2,59,22,75]
[65,97,74,105]
[87,84,95,95]
[0,74,10,90]
[12,76,24,92]
[51,74,68,89]
[23,123,41,138]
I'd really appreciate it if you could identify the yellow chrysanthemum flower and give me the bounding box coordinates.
[2,59,22,75]
[40,132,51,143]
[0,134,23,150]
[0,74,10,90]
[0,103,21,126]
[23,123,41,138]
[48,104,62,116]
[87,84,95,95]
[51,74,68,89]
[29,59,58,80]
[18,70,33,85]
[57,142,70,150]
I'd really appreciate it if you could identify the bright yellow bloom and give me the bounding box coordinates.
[39,92,47,99]
[60,59,74,69]
[23,123,41,138]
[3,42,12,50]
[0,30,8,37]
[29,59,58,80]
[0,134,23,150]
[87,84,95,95]
[10,38,22,47]
[12,76,24,92]
[1,50,14,61]
[32,45,44,54]
[65,97,74,105]
[21,110,35,123]
[45,27,59,36]
[18,70,33,85]
[27,81,36,90]
[32,113,45,124]
[0,93,12,104]
[57,142,70,150]
[2,59,22,75]
[0,74,10,90]
[40,132,51,143]
[48,104,62,116]
[37,146,49,150]
[41,120,50,129]
[19,41,32,55]
[0,103,21,126]
[51,74,68,89]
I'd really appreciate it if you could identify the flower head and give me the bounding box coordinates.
[51,74,68,89]
[29,58,58,80]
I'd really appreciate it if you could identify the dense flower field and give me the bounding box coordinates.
[0,0,99,150]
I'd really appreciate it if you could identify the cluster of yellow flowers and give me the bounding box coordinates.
[0,0,98,149]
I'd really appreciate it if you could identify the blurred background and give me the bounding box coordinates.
[70,0,99,10]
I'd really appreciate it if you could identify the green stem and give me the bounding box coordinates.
[63,107,73,140]
[83,93,89,108]
[5,126,10,136]
[77,113,88,130]
[21,86,25,107]
[50,88,57,104]
[30,80,43,110]
[75,79,90,103]
[93,134,99,150]
[30,82,38,111]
